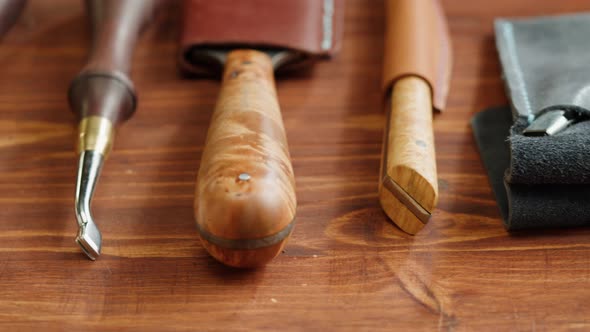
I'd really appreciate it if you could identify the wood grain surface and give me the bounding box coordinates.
[1,0,590,331]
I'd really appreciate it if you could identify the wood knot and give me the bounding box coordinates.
[230,70,241,78]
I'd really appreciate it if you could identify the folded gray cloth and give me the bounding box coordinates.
[472,107,590,230]
[496,14,590,117]
[508,118,590,184]
[472,13,590,230]
[495,14,590,185]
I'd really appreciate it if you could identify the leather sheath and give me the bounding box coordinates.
[382,0,452,111]
[179,0,345,75]
[472,13,590,230]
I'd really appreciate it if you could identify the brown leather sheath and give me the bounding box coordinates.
[179,0,345,74]
[382,0,452,111]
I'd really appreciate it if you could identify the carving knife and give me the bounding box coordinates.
[180,0,344,267]
[379,0,452,234]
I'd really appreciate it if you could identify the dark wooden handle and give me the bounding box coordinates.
[84,0,158,75]
[195,49,297,268]
[69,0,159,124]
[0,0,26,39]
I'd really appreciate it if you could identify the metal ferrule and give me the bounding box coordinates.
[77,116,115,156]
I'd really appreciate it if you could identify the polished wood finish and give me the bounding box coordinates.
[83,0,158,78]
[1,0,590,330]
[380,76,437,234]
[0,0,26,38]
[69,0,159,124]
[195,50,296,267]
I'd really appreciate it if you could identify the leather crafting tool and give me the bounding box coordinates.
[70,0,160,260]
[379,0,452,235]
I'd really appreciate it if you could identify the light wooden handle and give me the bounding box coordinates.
[195,49,297,268]
[379,76,438,234]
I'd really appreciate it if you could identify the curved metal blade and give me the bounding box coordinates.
[74,150,104,260]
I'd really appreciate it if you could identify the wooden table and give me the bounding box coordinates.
[1,1,590,330]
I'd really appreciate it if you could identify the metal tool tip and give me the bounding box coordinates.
[76,221,101,260]
[75,150,105,261]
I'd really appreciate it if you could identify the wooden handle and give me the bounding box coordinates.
[68,0,159,124]
[84,0,158,76]
[379,76,438,235]
[0,0,26,39]
[195,50,297,268]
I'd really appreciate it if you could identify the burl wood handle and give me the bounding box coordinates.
[69,0,159,124]
[195,49,297,268]
[379,76,438,235]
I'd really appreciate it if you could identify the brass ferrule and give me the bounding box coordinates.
[77,116,115,156]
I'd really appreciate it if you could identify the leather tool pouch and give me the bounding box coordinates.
[178,0,345,76]
[382,0,452,111]
[472,14,590,230]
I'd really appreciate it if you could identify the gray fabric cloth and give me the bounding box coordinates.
[471,13,590,230]
[508,118,590,184]
[495,14,590,184]
[495,14,590,118]
[471,107,590,230]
